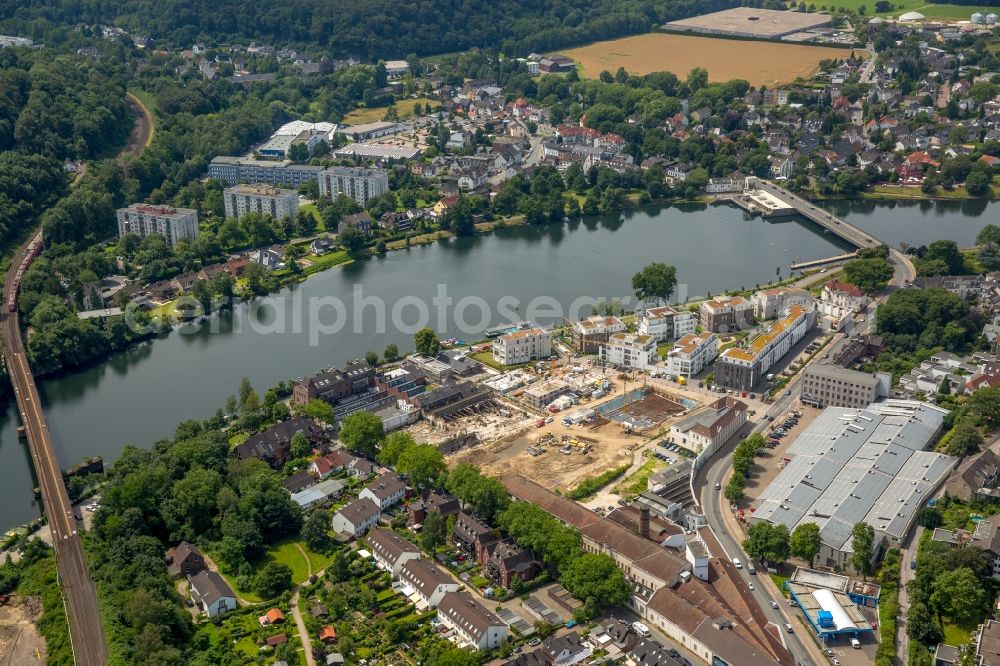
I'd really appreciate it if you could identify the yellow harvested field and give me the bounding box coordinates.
[563,33,862,86]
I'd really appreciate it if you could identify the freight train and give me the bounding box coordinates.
[6,234,42,313]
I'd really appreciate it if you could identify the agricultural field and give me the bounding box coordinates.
[562,33,864,86]
[342,97,438,124]
[827,0,998,19]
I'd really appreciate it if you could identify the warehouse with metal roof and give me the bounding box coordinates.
[752,400,955,571]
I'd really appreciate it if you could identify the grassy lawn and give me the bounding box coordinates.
[302,249,352,275]
[343,97,438,124]
[942,618,979,645]
[614,455,664,496]
[298,203,325,231]
[826,0,999,19]
[228,431,249,449]
[769,573,790,597]
[266,539,314,584]
[470,350,531,372]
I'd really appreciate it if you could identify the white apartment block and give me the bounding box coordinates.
[492,328,551,366]
[116,204,199,247]
[637,306,697,342]
[818,280,869,319]
[223,185,299,220]
[666,332,718,378]
[601,333,657,370]
[318,166,390,206]
[751,287,813,320]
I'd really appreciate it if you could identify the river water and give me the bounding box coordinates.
[0,198,996,529]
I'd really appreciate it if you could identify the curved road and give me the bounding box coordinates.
[123,92,153,160]
[693,228,914,666]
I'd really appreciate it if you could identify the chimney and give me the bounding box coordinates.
[639,505,650,540]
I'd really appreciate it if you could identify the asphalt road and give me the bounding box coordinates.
[3,232,107,665]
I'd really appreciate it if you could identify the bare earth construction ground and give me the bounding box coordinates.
[563,33,862,86]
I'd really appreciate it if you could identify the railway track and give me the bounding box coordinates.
[2,231,107,665]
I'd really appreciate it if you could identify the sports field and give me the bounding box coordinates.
[563,33,864,86]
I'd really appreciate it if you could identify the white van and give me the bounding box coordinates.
[850,638,861,649]
[632,621,651,638]
[733,558,742,569]
[746,563,757,575]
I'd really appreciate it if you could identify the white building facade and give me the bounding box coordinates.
[318,166,390,206]
[223,185,299,220]
[666,332,718,378]
[601,333,657,370]
[116,204,199,247]
[492,328,551,365]
[637,306,697,342]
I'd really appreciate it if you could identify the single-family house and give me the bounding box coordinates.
[189,570,236,618]
[165,541,206,578]
[330,497,381,538]
[359,472,406,510]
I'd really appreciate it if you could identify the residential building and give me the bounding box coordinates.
[383,60,409,78]
[637,306,697,342]
[699,296,753,333]
[408,490,461,527]
[290,478,346,509]
[572,316,626,353]
[338,212,373,237]
[318,167,390,206]
[818,280,869,319]
[541,632,592,666]
[944,449,1000,503]
[359,472,406,510]
[116,204,199,248]
[399,558,460,608]
[310,449,370,479]
[165,541,206,578]
[452,511,498,557]
[668,397,748,456]
[366,528,421,576]
[752,400,954,571]
[492,328,551,366]
[521,379,572,409]
[974,618,1000,665]
[666,332,718,378]
[233,416,328,468]
[223,184,299,220]
[292,361,376,405]
[801,364,889,408]
[969,518,1000,579]
[750,287,813,320]
[483,540,538,588]
[208,156,323,187]
[601,333,657,370]
[436,591,509,650]
[330,497,381,537]
[189,570,236,618]
[715,304,816,390]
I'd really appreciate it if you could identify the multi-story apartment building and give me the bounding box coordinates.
[668,397,748,455]
[637,306,697,342]
[750,287,813,320]
[715,304,816,390]
[318,166,390,206]
[492,328,551,366]
[601,333,657,370]
[223,184,299,221]
[208,156,323,187]
[699,296,753,333]
[801,364,888,408]
[572,316,626,354]
[666,332,718,378]
[116,204,199,247]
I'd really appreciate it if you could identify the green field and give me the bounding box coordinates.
[826,0,998,19]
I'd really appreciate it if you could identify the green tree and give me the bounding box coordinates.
[377,431,415,467]
[946,419,983,457]
[631,262,678,304]
[339,411,384,457]
[790,522,821,565]
[397,444,447,491]
[966,170,991,197]
[420,509,446,552]
[290,431,312,458]
[724,475,744,501]
[842,258,894,293]
[305,399,335,424]
[414,327,441,356]
[560,553,632,609]
[850,522,876,577]
[301,509,332,552]
[915,506,943,530]
[743,522,790,565]
[907,601,943,645]
[931,567,984,622]
[254,562,293,598]
[365,351,379,367]
[384,343,400,363]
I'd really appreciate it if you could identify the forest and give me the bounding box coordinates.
[2,0,737,59]
[0,48,130,251]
